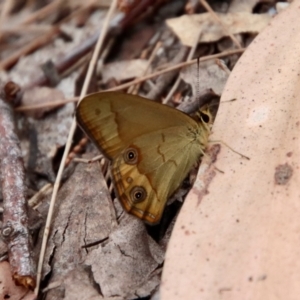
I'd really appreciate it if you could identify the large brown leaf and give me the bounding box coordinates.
[162,2,300,299]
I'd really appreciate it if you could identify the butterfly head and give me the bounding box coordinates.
[195,105,213,131]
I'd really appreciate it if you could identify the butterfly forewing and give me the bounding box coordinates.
[76,92,211,224]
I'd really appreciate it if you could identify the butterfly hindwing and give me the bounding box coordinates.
[112,126,204,224]
[76,92,211,224]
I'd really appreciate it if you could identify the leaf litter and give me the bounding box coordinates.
[0,0,289,299]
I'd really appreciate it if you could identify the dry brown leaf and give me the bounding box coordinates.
[162,1,300,299]
[166,12,272,46]
[85,215,164,299]
[180,60,230,96]
[63,268,104,300]
[100,59,150,83]
[21,86,65,118]
[228,0,261,13]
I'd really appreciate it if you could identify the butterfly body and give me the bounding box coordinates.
[76,92,211,224]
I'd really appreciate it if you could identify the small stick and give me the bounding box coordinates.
[0,82,36,289]
[16,48,245,112]
[1,24,53,35]
[146,46,189,100]
[0,0,14,41]
[35,0,119,295]
[105,48,245,92]
[64,38,114,166]
[23,0,160,89]
[0,1,97,70]
[16,97,78,112]
[22,0,63,25]
[128,40,162,94]
[106,48,245,92]
[0,27,60,70]
[163,29,202,104]
[28,183,53,209]
[215,58,231,75]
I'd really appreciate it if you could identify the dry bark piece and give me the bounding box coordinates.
[0,82,36,289]
[166,12,272,46]
[162,1,300,298]
[19,102,73,182]
[39,155,117,299]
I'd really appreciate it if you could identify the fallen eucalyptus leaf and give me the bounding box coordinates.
[162,1,300,299]
[166,12,271,46]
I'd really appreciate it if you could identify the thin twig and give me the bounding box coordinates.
[215,58,231,75]
[1,24,53,34]
[94,37,115,79]
[0,0,14,41]
[163,29,202,104]
[199,0,242,49]
[146,46,189,100]
[16,48,245,112]
[0,27,61,70]
[34,0,118,295]
[54,0,98,26]
[110,48,245,92]
[28,183,53,209]
[22,0,63,25]
[65,39,114,166]
[16,97,78,112]
[23,0,161,89]
[128,41,162,94]
[0,1,97,70]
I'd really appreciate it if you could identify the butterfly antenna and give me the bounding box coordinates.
[197,57,200,110]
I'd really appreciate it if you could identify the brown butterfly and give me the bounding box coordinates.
[76,92,212,224]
